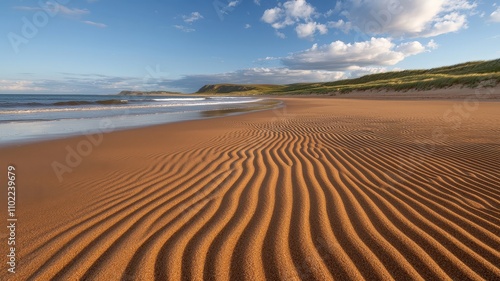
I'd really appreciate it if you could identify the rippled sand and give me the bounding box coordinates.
[1,98,499,280]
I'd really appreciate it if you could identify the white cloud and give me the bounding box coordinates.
[261,0,474,38]
[244,24,251,29]
[342,0,475,37]
[491,7,500,22]
[395,41,426,55]
[262,7,283,24]
[427,39,439,50]
[262,0,325,38]
[228,1,239,8]
[183,12,203,23]
[281,37,429,71]
[254,0,261,5]
[442,0,477,12]
[82,20,107,28]
[295,22,327,38]
[425,12,467,37]
[283,0,315,20]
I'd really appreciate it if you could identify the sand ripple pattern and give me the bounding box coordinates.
[9,99,500,280]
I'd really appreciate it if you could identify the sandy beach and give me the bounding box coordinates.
[1,97,499,280]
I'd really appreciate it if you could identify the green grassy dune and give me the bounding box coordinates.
[196,59,500,96]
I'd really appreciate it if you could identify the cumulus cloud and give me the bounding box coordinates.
[261,0,327,39]
[262,7,284,25]
[337,0,475,37]
[281,38,428,71]
[281,0,315,21]
[394,41,426,55]
[491,7,500,22]
[295,22,327,38]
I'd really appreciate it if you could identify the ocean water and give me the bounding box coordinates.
[0,94,267,145]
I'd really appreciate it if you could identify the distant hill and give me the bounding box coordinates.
[119,90,184,96]
[196,59,500,95]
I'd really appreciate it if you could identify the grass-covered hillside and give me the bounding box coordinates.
[196,59,500,95]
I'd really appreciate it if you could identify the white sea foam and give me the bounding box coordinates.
[0,98,262,115]
[153,98,206,101]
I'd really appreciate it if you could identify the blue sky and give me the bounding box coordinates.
[1,0,499,94]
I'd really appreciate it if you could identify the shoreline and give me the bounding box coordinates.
[2,86,499,148]
[2,90,498,149]
[0,98,281,148]
[1,97,499,280]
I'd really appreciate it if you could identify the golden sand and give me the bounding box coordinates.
[1,97,499,280]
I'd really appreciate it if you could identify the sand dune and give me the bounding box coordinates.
[1,98,499,280]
